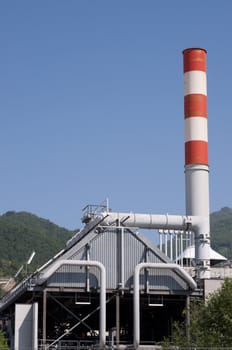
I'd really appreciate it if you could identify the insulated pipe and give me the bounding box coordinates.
[170,232,173,260]
[121,227,125,289]
[133,262,197,349]
[183,48,210,278]
[159,231,163,252]
[175,233,178,261]
[99,212,193,230]
[38,260,106,348]
[165,231,168,256]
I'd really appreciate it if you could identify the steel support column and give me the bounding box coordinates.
[43,289,47,349]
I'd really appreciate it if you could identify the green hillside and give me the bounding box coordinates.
[211,207,232,259]
[0,211,75,278]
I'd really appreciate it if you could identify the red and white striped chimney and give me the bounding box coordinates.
[183,48,210,278]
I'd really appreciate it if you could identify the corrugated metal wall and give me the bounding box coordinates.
[47,264,99,288]
[46,228,189,291]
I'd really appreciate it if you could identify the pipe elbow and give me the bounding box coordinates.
[190,215,210,236]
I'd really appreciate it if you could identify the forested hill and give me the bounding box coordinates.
[211,207,232,259]
[0,211,75,277]
[0,207,232,278]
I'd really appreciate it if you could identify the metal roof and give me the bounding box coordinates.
[177,245,227,264]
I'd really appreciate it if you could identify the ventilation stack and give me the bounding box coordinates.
[183,48,210,278]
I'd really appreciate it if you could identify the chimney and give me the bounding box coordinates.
[183,48,210,278]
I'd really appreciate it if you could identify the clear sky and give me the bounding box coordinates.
[1,1,232,232]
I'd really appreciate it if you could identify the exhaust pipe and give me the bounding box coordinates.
[183,48,210,278]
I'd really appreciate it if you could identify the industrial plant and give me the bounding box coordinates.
[0,48,228,349]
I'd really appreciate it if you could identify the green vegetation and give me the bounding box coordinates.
[163,278,232,347]
[0,329,9,349]
[0,211,75,278]
[211,207,232,259]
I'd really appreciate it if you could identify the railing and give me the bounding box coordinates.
[81,199,109,224]
[38,339,99,350]
[38,338,137,350]
[0,275,35,312]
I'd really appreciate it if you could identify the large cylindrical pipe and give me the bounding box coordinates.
[99,212,192,231]
[133,262,197,349]
[183,48,210,278]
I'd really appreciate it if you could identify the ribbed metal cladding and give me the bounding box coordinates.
[46,227,190,291]
[47,264,99,288]
[124,231,164,288]
[139,267,188,290]
[124,230,145,286]
[87,229,118,289]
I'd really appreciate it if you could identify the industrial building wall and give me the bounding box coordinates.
[45,228,190,291]
[14,303,38,350]
[47,264,99,288]
[204,279,224,298]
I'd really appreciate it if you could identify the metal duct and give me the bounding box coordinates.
[98,212,192,230]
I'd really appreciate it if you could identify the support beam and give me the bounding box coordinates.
[49,294,94,333]
[186,295,190,342]
[116,292,120,349]
[43,290,47,349]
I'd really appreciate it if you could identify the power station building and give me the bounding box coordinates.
[0,48,227,349]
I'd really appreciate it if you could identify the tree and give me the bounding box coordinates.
[0,329,9,349]
[163,278,232,348]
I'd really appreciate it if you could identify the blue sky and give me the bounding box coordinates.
[1,1,232,231]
